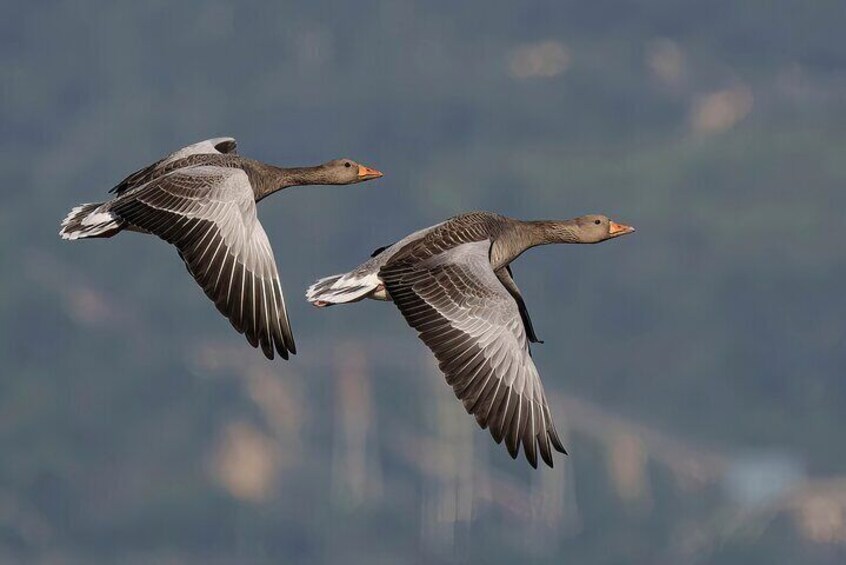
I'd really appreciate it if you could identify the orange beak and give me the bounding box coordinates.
[608,220,635,237]
[357,164,383,180]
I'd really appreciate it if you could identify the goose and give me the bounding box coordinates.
[60,137,382,360]
[306,211,634,467]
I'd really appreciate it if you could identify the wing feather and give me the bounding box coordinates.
[110,165,295,359]
[380,239,565,468]
[109,137,238,196]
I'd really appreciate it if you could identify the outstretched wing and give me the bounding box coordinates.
[109,137,238,196]
[111,165,295,359]
[380,240,566,468]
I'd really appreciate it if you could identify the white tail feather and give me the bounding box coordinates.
[60,202,122,240]
[306,271,381,307]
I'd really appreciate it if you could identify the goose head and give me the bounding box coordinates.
[569,214,635,243]
[319,158,383,185]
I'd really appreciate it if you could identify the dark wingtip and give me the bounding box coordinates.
[491,427,505,444]
[539,440,554,468]
[214,139,237,153]
[525,443,538,469]
[506,442,520,459]
[549,428,567,454]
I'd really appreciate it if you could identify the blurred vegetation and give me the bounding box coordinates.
[1,1,845,563]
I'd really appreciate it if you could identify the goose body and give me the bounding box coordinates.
[60,137,382,360]
[307,211,634,467]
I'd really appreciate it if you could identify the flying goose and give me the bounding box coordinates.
[60,137,382,360]
[306,211,634,467]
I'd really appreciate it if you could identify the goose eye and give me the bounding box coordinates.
[594,219,601,225]
[344,162,351,168]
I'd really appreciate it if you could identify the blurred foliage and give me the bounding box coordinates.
[1,1,845,563]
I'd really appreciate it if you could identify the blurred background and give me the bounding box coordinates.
[2,1,845,563]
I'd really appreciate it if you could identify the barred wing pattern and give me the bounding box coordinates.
[109,137,238,196]
[111,165,295,359]
[380,239,566,468]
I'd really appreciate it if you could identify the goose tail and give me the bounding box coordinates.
[59,202,122,240]
[306,271,381,307]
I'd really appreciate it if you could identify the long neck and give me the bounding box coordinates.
[252,164,332,201]
[521,220,581,245]
[492,219,580,269]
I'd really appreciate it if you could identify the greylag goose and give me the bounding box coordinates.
[60,137,382,360]
[306,211,634,467]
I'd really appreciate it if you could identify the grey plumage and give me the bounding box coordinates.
[110,165,295,360]
[307,211,634,467]
[60,136,382,360]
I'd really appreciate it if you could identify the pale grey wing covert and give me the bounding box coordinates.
[159,137,238,162]
[380,240,566,468]
[110,165,295,359]
[109,137,238,196]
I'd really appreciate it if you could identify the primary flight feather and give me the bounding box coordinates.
[307,211,634,467]
[61,137,382,360]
